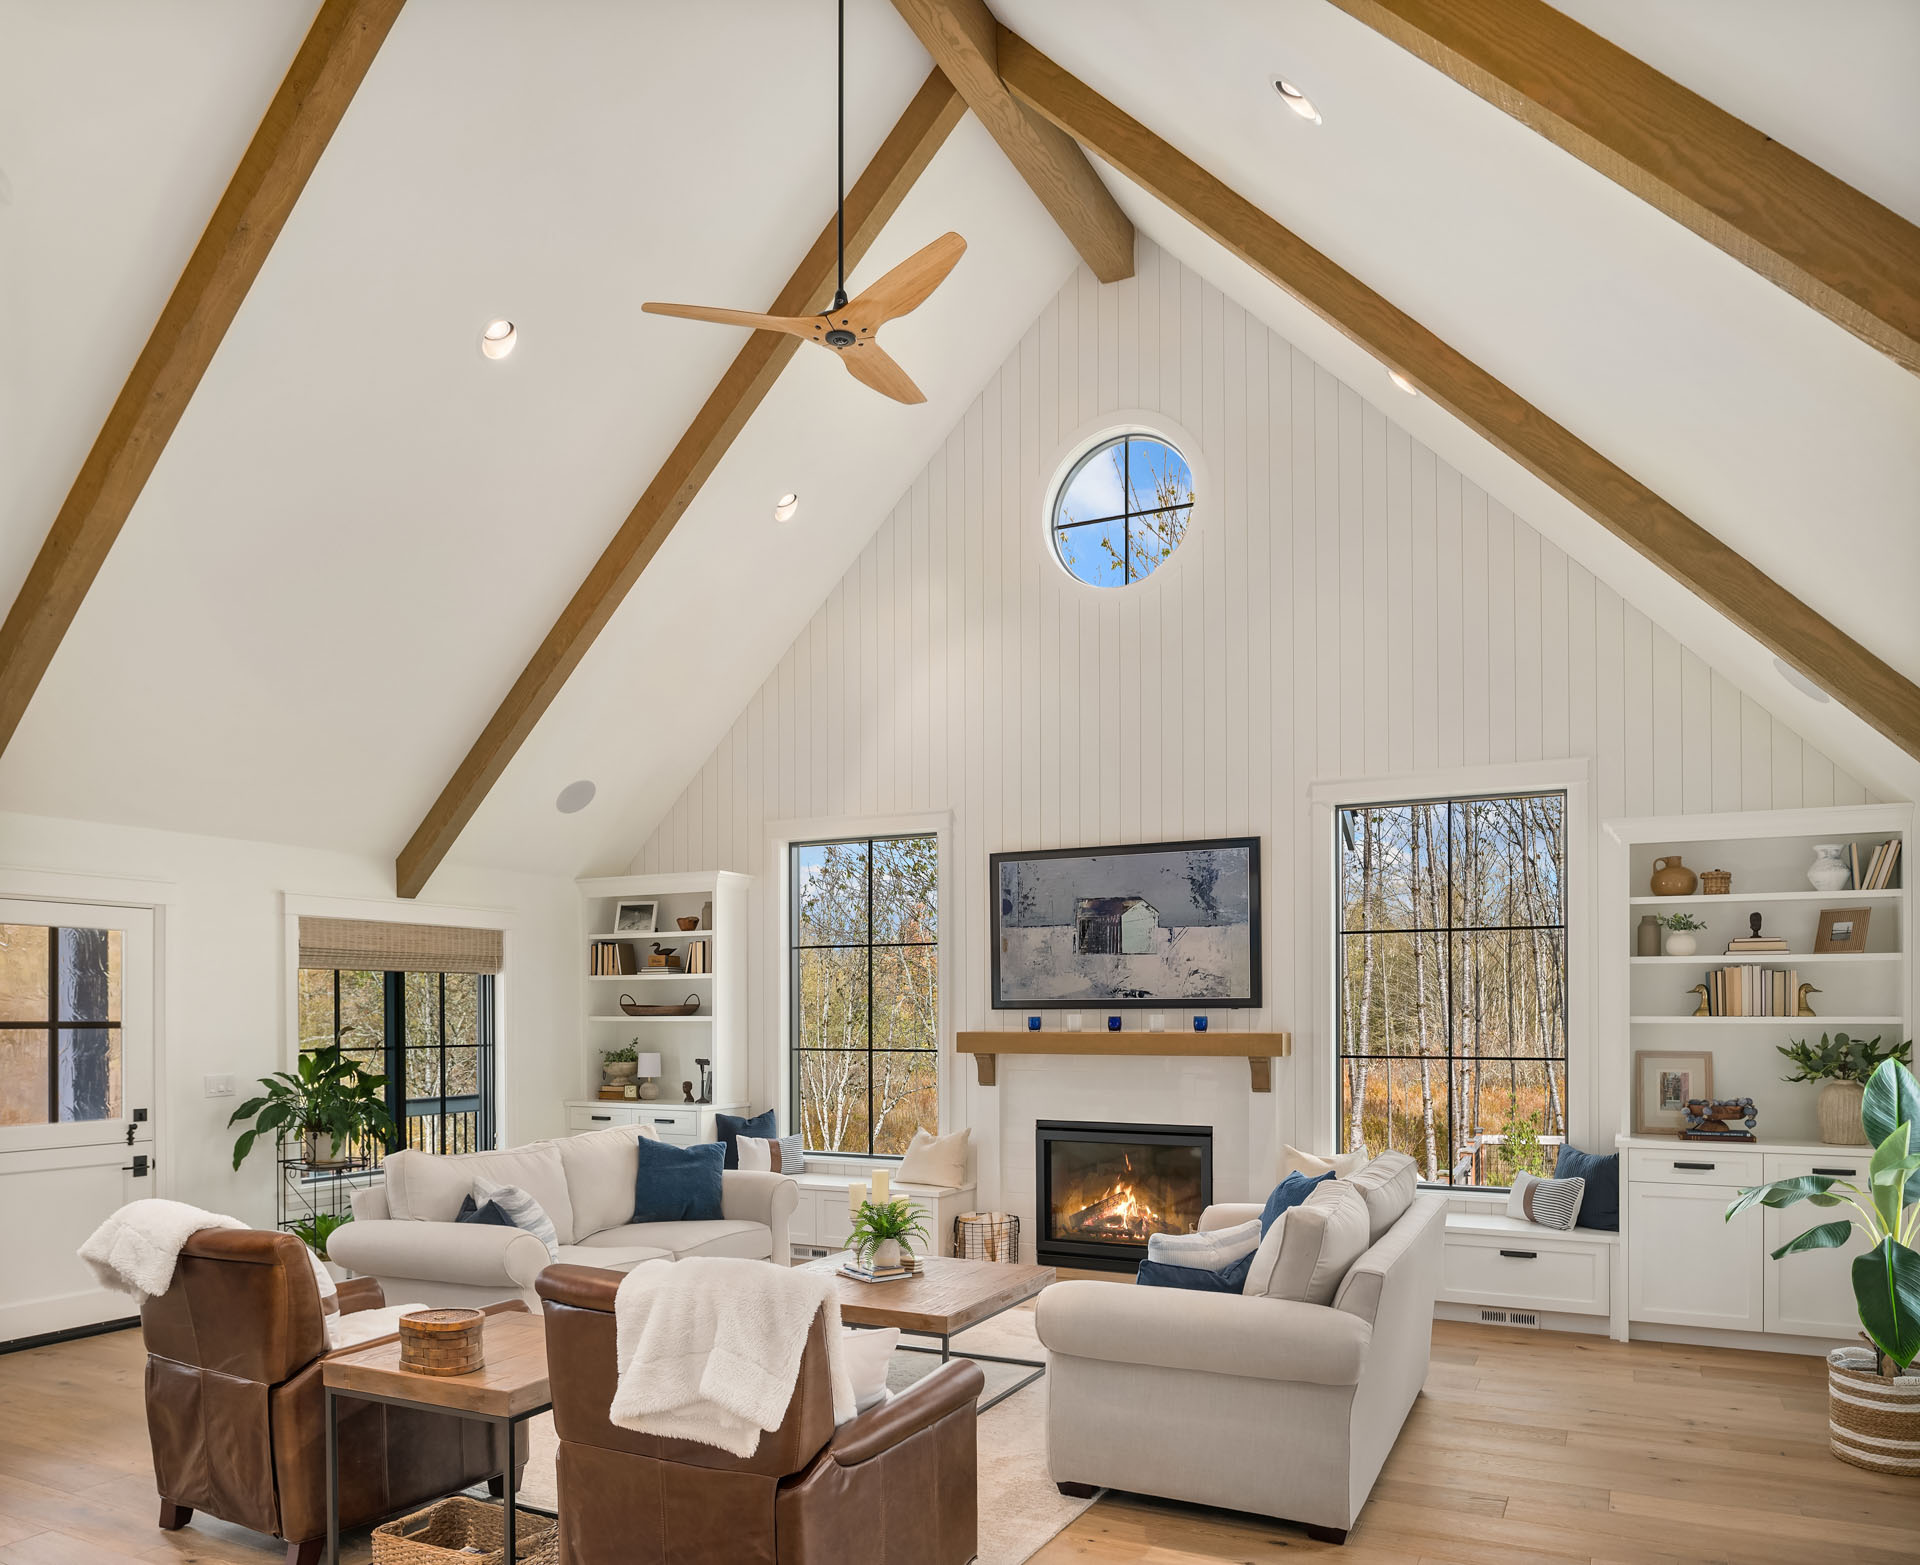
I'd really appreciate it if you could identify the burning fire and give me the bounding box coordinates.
[1062,1178,1163,1239]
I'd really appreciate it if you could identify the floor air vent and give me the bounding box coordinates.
[1478,1308,1540,1328]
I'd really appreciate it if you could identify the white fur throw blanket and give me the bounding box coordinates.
[610,1256,855,1457]
[79,1199,247,1301]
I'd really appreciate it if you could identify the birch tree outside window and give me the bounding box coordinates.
[791,834,939,1155]
[1336,793,1567,1188]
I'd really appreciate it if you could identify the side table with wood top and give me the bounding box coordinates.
[321,1309,551,1564]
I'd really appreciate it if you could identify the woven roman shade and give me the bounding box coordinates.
[298,917,503,975]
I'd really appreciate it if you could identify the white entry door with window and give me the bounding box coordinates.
[0,900,156,1343]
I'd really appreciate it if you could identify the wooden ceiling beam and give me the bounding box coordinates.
[1323,0,1920,375]
[997,27,1920,762]
[889,0,1133,282]
[395,70,967,898]
[0,0,407,758]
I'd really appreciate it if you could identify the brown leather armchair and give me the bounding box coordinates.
[538,1263,982,1564]
[143,1228,523,1565]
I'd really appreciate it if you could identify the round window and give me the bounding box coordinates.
[1051,434,1194,586]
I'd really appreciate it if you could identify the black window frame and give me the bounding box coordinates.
[789,833,939,1157]
[1051,434,1194,587]
[304,968,496,1156]
[1334,790,1568,1190]
[0,923,120,1124]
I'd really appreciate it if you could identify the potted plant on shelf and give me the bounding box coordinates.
[1654,911,1706,956]
[1779,1033,1915,1146]
[228,1042,397,1170]
[849,1196,930,1273]
[289,1211,353,1260]
[602,1045,640,1090]
[1727,1057,1920,1474]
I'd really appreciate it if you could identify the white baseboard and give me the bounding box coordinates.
[1623,1321,1844,1358]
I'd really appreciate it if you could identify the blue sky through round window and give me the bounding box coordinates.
[1052,435,1193,586]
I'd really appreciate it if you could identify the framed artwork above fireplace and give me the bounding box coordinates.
[990,836,1261,1008]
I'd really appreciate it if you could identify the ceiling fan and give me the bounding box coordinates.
[641,1,964,405]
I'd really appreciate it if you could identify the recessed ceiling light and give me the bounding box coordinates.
[480,319,516,359]
[555,779,596,813]
[1773,657,1830,703]
[1273,78,1322,124]
[773,492,800,522]
[1387,369,1419,396]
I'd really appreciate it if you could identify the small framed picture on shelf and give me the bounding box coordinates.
[1633,1049,1713,1136]
[613,900,658,935]
[1814,906,1870,954]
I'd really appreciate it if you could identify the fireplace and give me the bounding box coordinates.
[1035,1120,1213,1272]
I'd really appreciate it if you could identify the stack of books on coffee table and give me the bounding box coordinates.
[838,1256,909,1284]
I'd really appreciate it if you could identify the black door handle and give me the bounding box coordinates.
[122,1155,151,1177]
[1673,1162,1716,1171]
[590,1114,612,1122]
[1498,1249,1537,1259]
[1812,1167,1856,1177]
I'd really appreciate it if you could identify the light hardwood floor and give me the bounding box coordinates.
[1,1321,1914,1564]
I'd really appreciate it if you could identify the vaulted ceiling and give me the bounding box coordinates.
[1,0,1914,885]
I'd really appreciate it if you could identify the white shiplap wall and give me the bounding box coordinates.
[630,241,1871,1203]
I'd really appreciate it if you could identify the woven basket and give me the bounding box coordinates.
[1700,868,1733,895]
[371,1496,558,1564]
[1827,1347,1920,1475]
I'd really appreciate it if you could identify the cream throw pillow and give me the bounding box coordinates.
[1243,1178,1371,1305]
[839,1326,900,1415]
[895,1126,970,1188]
[1279,1143,1370,1181]
[1348,1149,1420,1244]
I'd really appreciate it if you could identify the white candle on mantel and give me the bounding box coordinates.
[848,1180,866,1216]
[871,1167,890,1205]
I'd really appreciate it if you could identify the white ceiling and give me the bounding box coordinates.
[0,0,1914,883]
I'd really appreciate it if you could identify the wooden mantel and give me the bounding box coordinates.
[955,1030,1292,1092]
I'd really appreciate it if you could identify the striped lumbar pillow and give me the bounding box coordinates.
[1507,1171,1585,1231]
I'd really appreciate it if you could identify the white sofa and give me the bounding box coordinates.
[1036,1159,1443,1544]
[329,1126,797,1308]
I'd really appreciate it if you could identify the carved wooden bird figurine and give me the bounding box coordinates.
[1796,983,1820,1017]
[1688,984,1710,1016]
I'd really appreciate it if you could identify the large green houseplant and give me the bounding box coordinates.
[1727,1057,1920,1471]
[228,1042,397,1170]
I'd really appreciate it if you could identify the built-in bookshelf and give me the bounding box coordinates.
[1602,805,1912,1147]
[576,871,751,1110]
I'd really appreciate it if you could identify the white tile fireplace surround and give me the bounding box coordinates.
[991,1054,1271,1254]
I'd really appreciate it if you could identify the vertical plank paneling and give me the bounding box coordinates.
[627,243,1869,1158]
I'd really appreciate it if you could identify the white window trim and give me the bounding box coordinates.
[763,811,955,1159]
[1040,409,1209,594]
[1308,760,1595,1180]
[279,892,516,1149]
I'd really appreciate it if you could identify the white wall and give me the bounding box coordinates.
[630,242,1877,1213]
[0,810,579,1228]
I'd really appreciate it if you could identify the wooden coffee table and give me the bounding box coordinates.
[796,1252,1055,1412]
[321,1309,549,1565]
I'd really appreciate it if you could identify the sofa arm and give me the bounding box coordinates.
[1036,1279,1371,1386]
[721,1171,797,1260]
[328,1219,552,1292]
[351,1185,391,1221]
[827,1359,984,1466]
[1199,1203,1263,1232]
[334,1275,385,1314]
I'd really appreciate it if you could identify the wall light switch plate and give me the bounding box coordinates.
[204,1073,235,1098]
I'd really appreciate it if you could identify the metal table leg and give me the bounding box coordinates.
[324,1387,339,1565]
[499,1414,516,1560]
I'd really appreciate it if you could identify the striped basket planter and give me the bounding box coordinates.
[1828,1347,1920,1475]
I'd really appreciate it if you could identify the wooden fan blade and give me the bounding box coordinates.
[837,339,926,404]
[841,231,966,331]
[641,302,819,337]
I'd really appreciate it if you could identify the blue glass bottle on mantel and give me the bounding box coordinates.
[1193,1015,1209,1032]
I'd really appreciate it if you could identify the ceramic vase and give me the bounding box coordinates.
[303,1129,351,1167]
[1808,844,1853,892]
[637,1078,659,1100]
[1663,930,1697,956]
[1636,914,1662,956]
[1650,856,1697,896]
[872,1238,902,1271]
[602,1060,639,1088]
[1818,1079,1869,1145]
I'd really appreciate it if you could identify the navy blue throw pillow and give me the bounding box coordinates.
[456,1194,514,1227]
[1554,1145,1619,1231]
[634,1137,725,1222]
[1136,1251,1256,1292]
[1258,1170,1333,1235]
[714,1109,776,1171]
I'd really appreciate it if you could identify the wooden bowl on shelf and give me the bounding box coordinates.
[676,916,701,931]
[620,993,701,1017]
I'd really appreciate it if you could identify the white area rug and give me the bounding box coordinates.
[514,1300,1089,1565]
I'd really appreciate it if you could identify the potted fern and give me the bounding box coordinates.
[849,1196,930,1273]
[1727,1057,1920,1473]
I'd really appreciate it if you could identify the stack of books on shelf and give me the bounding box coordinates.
[838,1255,908,1284]
[589,940,637,976]
[682,938,711,974]
[1853,838,1903,890]
[1703,965,1800,1017]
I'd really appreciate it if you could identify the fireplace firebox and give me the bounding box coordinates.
[1035,1120,1213,1272]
